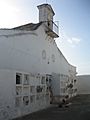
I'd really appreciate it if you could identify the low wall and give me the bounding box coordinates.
[77,75,90,94]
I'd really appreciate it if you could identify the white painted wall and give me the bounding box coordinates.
[0,27,73,75]
[77,75,90,94]
[0,69,16,119]
[0,25,76,119]
[51,73,60,96]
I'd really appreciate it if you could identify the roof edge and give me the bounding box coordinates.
[12,22,43,31]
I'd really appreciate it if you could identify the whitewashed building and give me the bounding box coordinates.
[77,75,90,94]
[0,3,77,120]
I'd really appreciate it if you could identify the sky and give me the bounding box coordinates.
[0,0,90,75]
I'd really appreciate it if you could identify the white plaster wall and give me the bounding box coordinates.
[0,26,76,119]
[51,73,60,96]
[0,27,71,76]
[0,69,16,120]
[77,75,90,94]
[0,29,42,73]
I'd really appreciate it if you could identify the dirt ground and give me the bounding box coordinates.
[14,94,90,120]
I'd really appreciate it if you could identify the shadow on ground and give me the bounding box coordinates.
[13,95,90,120]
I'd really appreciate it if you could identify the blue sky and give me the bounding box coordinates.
[0,0,90,75]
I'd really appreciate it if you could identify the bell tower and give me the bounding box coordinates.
[37,4,59,38]
[37,4,54,23]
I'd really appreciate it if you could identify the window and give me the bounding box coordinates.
[23,96,29,106]
[24,74,29,85]
[36,86,43,93]
[41,76,45,84]
[23,86,29,95]
[30,86,35,94]
[16,73,22,84]
[42,86,46,93]
[16,86,22,95]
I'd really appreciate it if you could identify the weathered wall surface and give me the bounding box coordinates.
[0,69,50,119]
[0,27,71,75]
[0,27,76,119]
[0,69,16,120]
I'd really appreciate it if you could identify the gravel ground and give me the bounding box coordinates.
[13,95,90,120]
